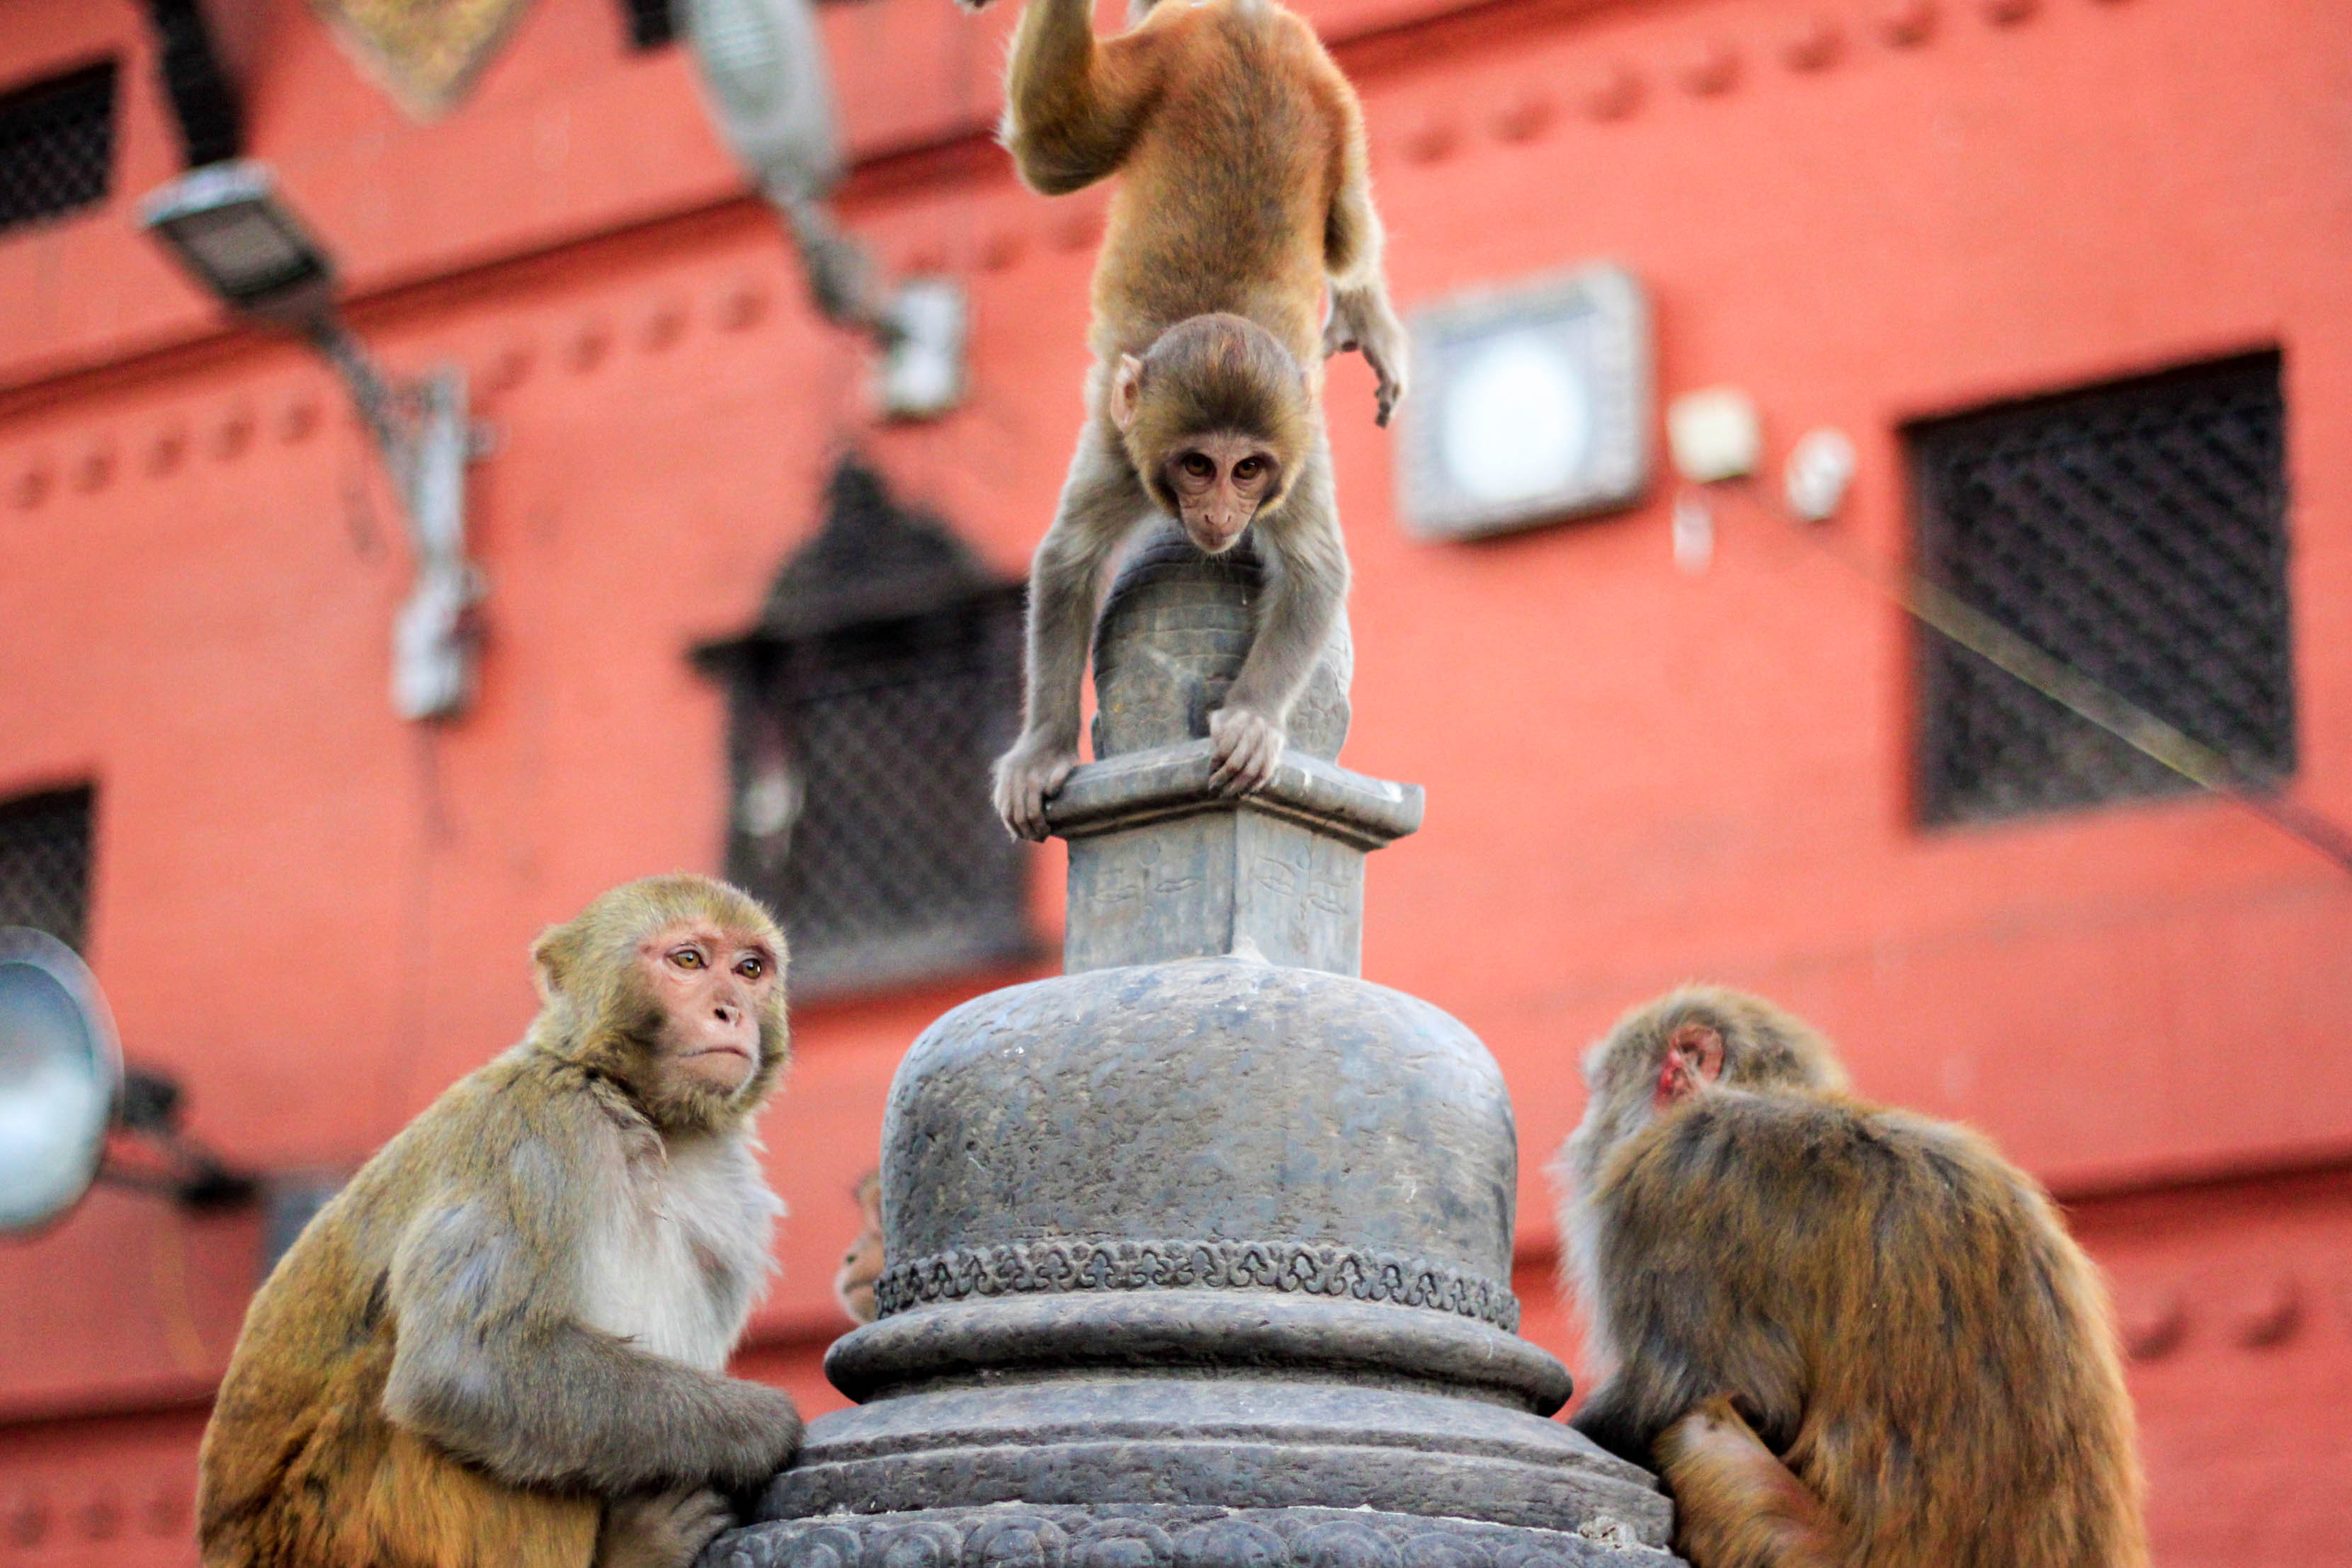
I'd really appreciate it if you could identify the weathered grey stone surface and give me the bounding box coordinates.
[714,1504,1669,1568]
[710,517,1678,1568]
[1090,523,1351,763]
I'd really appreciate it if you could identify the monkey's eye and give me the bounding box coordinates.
[1234,457,1263,479]
[670,947,705,970]
[736,955,766,979]
[1180,453,1216,479]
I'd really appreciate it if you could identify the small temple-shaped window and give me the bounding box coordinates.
[696,459,1033,997]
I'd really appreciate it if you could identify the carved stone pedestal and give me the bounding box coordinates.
[709,524,1677,1568]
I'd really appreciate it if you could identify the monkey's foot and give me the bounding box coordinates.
[598,1487,733,1568]
[1208,708,1285,796]
[994,741,1080,841]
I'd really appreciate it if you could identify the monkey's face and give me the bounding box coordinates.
[635,920,781,1096]
[1164,433,1280,555]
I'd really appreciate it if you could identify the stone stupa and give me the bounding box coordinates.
[708,521,1677,1568]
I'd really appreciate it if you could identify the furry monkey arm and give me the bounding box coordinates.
[1570,1097,1822,1465]
[380,1067,800,1494]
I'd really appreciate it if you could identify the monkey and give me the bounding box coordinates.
[197,875,805,1568]
[832,1169,885,1326]
[977,0,1408,840]
[1555,987,2147,1568]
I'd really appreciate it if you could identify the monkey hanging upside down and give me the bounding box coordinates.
[198,876,805,1568]
[975,0,1408,839]
[1558,988,2148,1568]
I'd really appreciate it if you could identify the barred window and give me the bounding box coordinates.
[1911,352,2290,826]
[0,786,96,953]
[0,62,118,239]
[698,460,1032,996]
[618,0,676,49]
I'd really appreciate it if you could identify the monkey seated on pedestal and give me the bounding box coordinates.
[972,0,1408,840]
[1557,987,2147,1568]
[198,875,805,1568]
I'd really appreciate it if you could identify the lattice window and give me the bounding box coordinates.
[0,787,96,953]
[619,0,676,49]
[0,62,118,238]
[1911,352,2291,826]
[702,460,1032,996]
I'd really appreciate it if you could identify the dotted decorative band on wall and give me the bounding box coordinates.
[874,1239,1522,1332]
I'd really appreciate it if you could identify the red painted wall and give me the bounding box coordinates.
[1,0,2348,1562]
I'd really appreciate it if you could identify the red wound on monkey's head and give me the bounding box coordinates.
[1654,1021,1725,1113]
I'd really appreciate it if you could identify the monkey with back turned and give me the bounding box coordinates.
[198,875,805,1568]
[971,0,1407,839]
[1558,987,2147,1568]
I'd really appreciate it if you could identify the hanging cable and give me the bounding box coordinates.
[1780,502,2352,876]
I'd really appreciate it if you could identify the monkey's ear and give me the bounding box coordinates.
[1654,1023,1725,1110]
[1109,355,1145,431]
[530,924,582,1004]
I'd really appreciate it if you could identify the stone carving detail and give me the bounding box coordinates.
[874,1238,1521,1331]
[712,1506,1668,1568]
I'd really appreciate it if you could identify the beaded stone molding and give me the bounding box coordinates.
[873,1238,1522,1331]
[717,1503,1666,1568]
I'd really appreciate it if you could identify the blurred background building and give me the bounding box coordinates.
[0,0,2346,1562]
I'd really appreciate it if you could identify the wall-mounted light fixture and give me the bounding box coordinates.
[140,161,485,721]
[680,0,965,420]
[1397,263,1651,540]
[0,927,254,1236]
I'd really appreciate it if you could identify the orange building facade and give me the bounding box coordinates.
[1,0,2348,1562]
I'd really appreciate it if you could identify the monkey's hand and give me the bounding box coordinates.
[994,734,1079,841]
[1323,288,1409,428]
[1208,706,1285,796]
[597,1487,733,1568]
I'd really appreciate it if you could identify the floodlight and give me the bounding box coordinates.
[1398,263,1652,540]
[0,927,121,1232]
[140,164,484,722]
[680,0,967,421]
[0,928,259,1236]
[139,161,336,330]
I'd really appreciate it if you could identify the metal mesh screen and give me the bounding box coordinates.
[0,787,96,952]
[728,595,1029,995]
[0,62,118,237]
[1911,352,2290,825]
[619,0,676,48]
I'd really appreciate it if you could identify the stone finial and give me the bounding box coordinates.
[1047,522,1423,977]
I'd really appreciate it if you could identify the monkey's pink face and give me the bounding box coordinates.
[637,921,779,1094]
[1166,433,1280,555]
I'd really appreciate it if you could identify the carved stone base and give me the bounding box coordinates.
[716,1504,1669,1568]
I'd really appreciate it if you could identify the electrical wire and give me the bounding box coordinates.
[1778,496,2352,877]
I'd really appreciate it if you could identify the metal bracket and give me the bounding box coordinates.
[313,326,487,720]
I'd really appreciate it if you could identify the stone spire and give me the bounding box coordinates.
[712,521,1677,1568]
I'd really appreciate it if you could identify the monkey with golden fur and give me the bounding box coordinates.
[1557,987,2147,1568]
[833,1170,885,1326]
[977,0,1407,839]
[198,875,805,1568]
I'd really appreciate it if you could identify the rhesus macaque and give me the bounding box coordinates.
[978,0,1407,839]
[198,875,805,1568]
[832,1169,885,1326]
[1557,987,2147,1568]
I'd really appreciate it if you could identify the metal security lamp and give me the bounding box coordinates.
[140,161,484,722]
[0,928,254,1236]
[679,0,965,419]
